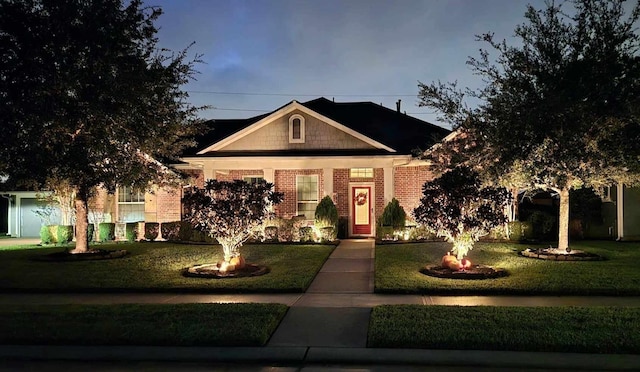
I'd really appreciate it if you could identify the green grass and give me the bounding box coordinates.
[0,242,334,292]
[0,303,287,346]
[375,241,640,295]
[369,305,640,353]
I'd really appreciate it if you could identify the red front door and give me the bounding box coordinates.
[352,186,372,235]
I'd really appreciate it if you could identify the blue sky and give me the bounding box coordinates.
[147,0,547,128]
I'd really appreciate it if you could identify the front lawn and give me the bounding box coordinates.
[368,305,640,353]
[0,242,334,292]
[0,303,287,346]
[375,241,640,295]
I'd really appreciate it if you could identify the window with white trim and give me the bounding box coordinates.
[350,168,374,178]
[243,176,264,185]
[296,175,318,219]
[289,114,305,143]
[117,186,145,222]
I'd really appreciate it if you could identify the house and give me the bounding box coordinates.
[2,97,638,240]
[174,97,451,238]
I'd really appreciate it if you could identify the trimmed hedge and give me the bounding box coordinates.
[99,223,115,242]
[160,221,181,241]
[40,225,54,244]
[56,225,74,244]
[144,222,159,241]
[125,222,138,242]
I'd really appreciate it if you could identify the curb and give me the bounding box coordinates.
[1,345,639,370]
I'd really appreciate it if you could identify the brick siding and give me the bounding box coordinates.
[394,165,435,220]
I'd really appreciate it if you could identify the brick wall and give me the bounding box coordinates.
[274,169,324,218]
[394,165,435,220]
[155,187,181,222]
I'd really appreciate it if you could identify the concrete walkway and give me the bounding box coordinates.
[2,239,640,369]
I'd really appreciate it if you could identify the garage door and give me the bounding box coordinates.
[20,198,43,237]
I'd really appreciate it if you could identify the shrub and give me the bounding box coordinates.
[528,210,557,240]
[315,196,338,229]
[40,225,54,244]
[264,226,278,242]
[125,222,138,242]
[144,222,159,241]
[87,223,95,242]
[56,225,74,244]
[377,226,396,240]
[277,218,295,242]
[99,222,115,242]
[407,224,436,241]
[379,198,406,230]
[320,226,336,242]
[299,226,313,242]
[160,221,181,241]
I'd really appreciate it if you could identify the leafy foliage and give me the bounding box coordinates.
[413,167,509,259]
[0,0,205,252]
[183,180,283,262]
[418,0,640,250]
[314,196,339,229]
[379,198,407,229]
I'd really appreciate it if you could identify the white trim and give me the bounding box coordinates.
[348,182,375,238]
[288,114,305,143]
[617,183,624,240]
[197,101,396,154]
[180,154,412,170]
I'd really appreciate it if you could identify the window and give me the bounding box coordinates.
[118,186,145,222]
[296,175,318,219]
[243,176,264,185]
[289,114,305,143]
[350,168,374,178]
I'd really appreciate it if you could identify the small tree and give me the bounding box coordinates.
[379,198,407,230]
[315,196,339,242]
[413,167,510,260]
[183,180,282,270]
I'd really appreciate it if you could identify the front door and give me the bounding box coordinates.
[352,186,372,235]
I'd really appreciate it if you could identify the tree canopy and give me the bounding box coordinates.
[418,0,640,250]
[183,180,283,269]
[0,0,204,251]
[413,167,510,260]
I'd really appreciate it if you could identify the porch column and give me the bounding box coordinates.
[617,183,624,240]
[263,168,274,184]
[323,168,333,198]
[383,167,393,205]
[203,163,215,181]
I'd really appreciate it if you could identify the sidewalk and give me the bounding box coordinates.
[2,239,640,369]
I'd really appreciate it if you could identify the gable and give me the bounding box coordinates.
[197,101,395,154]
[216,110,378,152]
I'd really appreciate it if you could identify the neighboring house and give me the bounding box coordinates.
[174,97,450,238]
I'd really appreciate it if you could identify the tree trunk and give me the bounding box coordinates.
[557,187,570,251]
[511,187,519,221]
[70,187,89,254]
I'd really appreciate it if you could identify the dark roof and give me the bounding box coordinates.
[184,97,450,156]
[301,97,450,154]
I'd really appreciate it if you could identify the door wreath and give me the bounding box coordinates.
[355,191,368,206]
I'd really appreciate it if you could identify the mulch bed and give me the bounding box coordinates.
[182,263,270,279]
[520,248,606,261]
[421,265,508,280]
[34,249,128,262]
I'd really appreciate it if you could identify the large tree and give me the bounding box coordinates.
[0,0,204,252]
[419,0,640,250]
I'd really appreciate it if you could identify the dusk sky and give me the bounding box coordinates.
[147,0,548,128]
